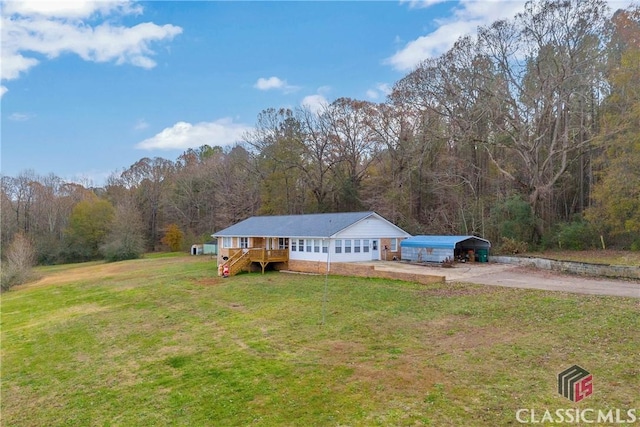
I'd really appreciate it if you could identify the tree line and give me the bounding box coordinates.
[2,0,639,277]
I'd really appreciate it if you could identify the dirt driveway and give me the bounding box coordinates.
[363,261,640,298]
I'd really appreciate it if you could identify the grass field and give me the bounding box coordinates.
[522,250,640,266]
[2,256,638,426]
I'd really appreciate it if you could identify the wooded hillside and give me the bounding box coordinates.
[2,1,639,266]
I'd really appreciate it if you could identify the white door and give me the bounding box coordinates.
[371,239,379,260]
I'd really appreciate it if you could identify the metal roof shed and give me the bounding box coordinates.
[401,235,491,263]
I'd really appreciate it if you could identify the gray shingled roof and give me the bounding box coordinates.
[213,211,378,238]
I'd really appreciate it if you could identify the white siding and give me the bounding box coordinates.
[289,238,330,262]
[289,239,372,263]
[333,216,407,239]
[330,238,374,262]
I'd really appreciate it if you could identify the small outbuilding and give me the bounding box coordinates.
[203,240,218,255]
[401,235,491,263]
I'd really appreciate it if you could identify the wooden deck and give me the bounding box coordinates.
[225,248,288,276]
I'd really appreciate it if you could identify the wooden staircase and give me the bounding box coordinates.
[225,250,251,276]
[222,248,289,277]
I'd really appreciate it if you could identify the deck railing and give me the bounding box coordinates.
[223,247,289,276]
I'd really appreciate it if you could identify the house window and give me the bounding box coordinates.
[354,239,361,253]
[299,239,305,252]
[306,239,312,252]
[363,239,370,253]
[279,238,288,249]
[344,239,352,253]
[240,237,249,249]
[314,239,320,253]
[322,240,328,253]
[390,238,397,252]
[223,237,232,248]
[335,240,342,254]
[291,240,297,251]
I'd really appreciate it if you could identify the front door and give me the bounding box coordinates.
[371,239,379,260]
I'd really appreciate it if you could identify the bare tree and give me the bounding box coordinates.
[1,233,36,291]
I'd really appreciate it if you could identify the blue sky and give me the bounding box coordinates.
[0,0,571,184]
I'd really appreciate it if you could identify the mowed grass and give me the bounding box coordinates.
[1,256,638,426]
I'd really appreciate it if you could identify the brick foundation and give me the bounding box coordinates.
[288,260,444,285]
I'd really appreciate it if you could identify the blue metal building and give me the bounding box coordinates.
[401,235,491,263]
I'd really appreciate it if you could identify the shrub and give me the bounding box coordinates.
[1,233,36,292]
[497,237,529,255]
[556,220,598,250]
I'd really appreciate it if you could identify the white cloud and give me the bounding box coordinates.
[366,89,379,100]
[8,112,34,121]
[0,86,7,97]
[301,94,329,115]
[255,76,285,90]
[400,0,450,9]
[1,1,182,83]
[136,118,252,150]
[388,0,527,71]
[134,118,149,130]
[254,76,299,93]
[366,83,392,100]
[2,1,142,19]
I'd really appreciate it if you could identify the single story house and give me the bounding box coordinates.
[212,211,411,275]
[401,235,491,263]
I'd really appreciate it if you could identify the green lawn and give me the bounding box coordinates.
[2,256,638,426]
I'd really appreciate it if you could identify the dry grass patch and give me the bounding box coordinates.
[524,249,640,266]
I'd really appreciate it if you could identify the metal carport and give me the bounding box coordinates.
[401,235,491,263]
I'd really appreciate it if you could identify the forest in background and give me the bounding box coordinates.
[2,0,639,275]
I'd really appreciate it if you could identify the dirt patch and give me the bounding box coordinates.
[363,261,639,297]
[349,353,444,394]
[21,257,207,290]
[415,316,524,353]
[315,340,444,398]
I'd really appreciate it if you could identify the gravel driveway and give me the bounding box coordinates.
[365,261,640,298]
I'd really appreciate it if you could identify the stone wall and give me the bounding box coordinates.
[490,256,640,280]
[288,260,444,285]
